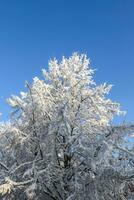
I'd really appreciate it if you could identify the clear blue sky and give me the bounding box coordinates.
[0,0,134,122]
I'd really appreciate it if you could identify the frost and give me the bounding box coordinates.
[0,53,134,199]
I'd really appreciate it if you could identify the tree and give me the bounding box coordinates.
[0,53,134,200]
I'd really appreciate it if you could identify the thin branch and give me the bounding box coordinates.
[0,162,9,171]
[10,158,42,175]
[115,144,134,157]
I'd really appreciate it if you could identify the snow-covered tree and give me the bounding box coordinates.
[0,53,134,200]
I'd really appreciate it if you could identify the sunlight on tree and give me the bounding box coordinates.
[0,53,134,200]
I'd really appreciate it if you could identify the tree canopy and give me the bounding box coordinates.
[0,53,134,200]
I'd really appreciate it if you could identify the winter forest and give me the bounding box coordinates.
[0,53,134,200]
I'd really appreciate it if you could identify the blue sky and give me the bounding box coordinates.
[0,0,134,122]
